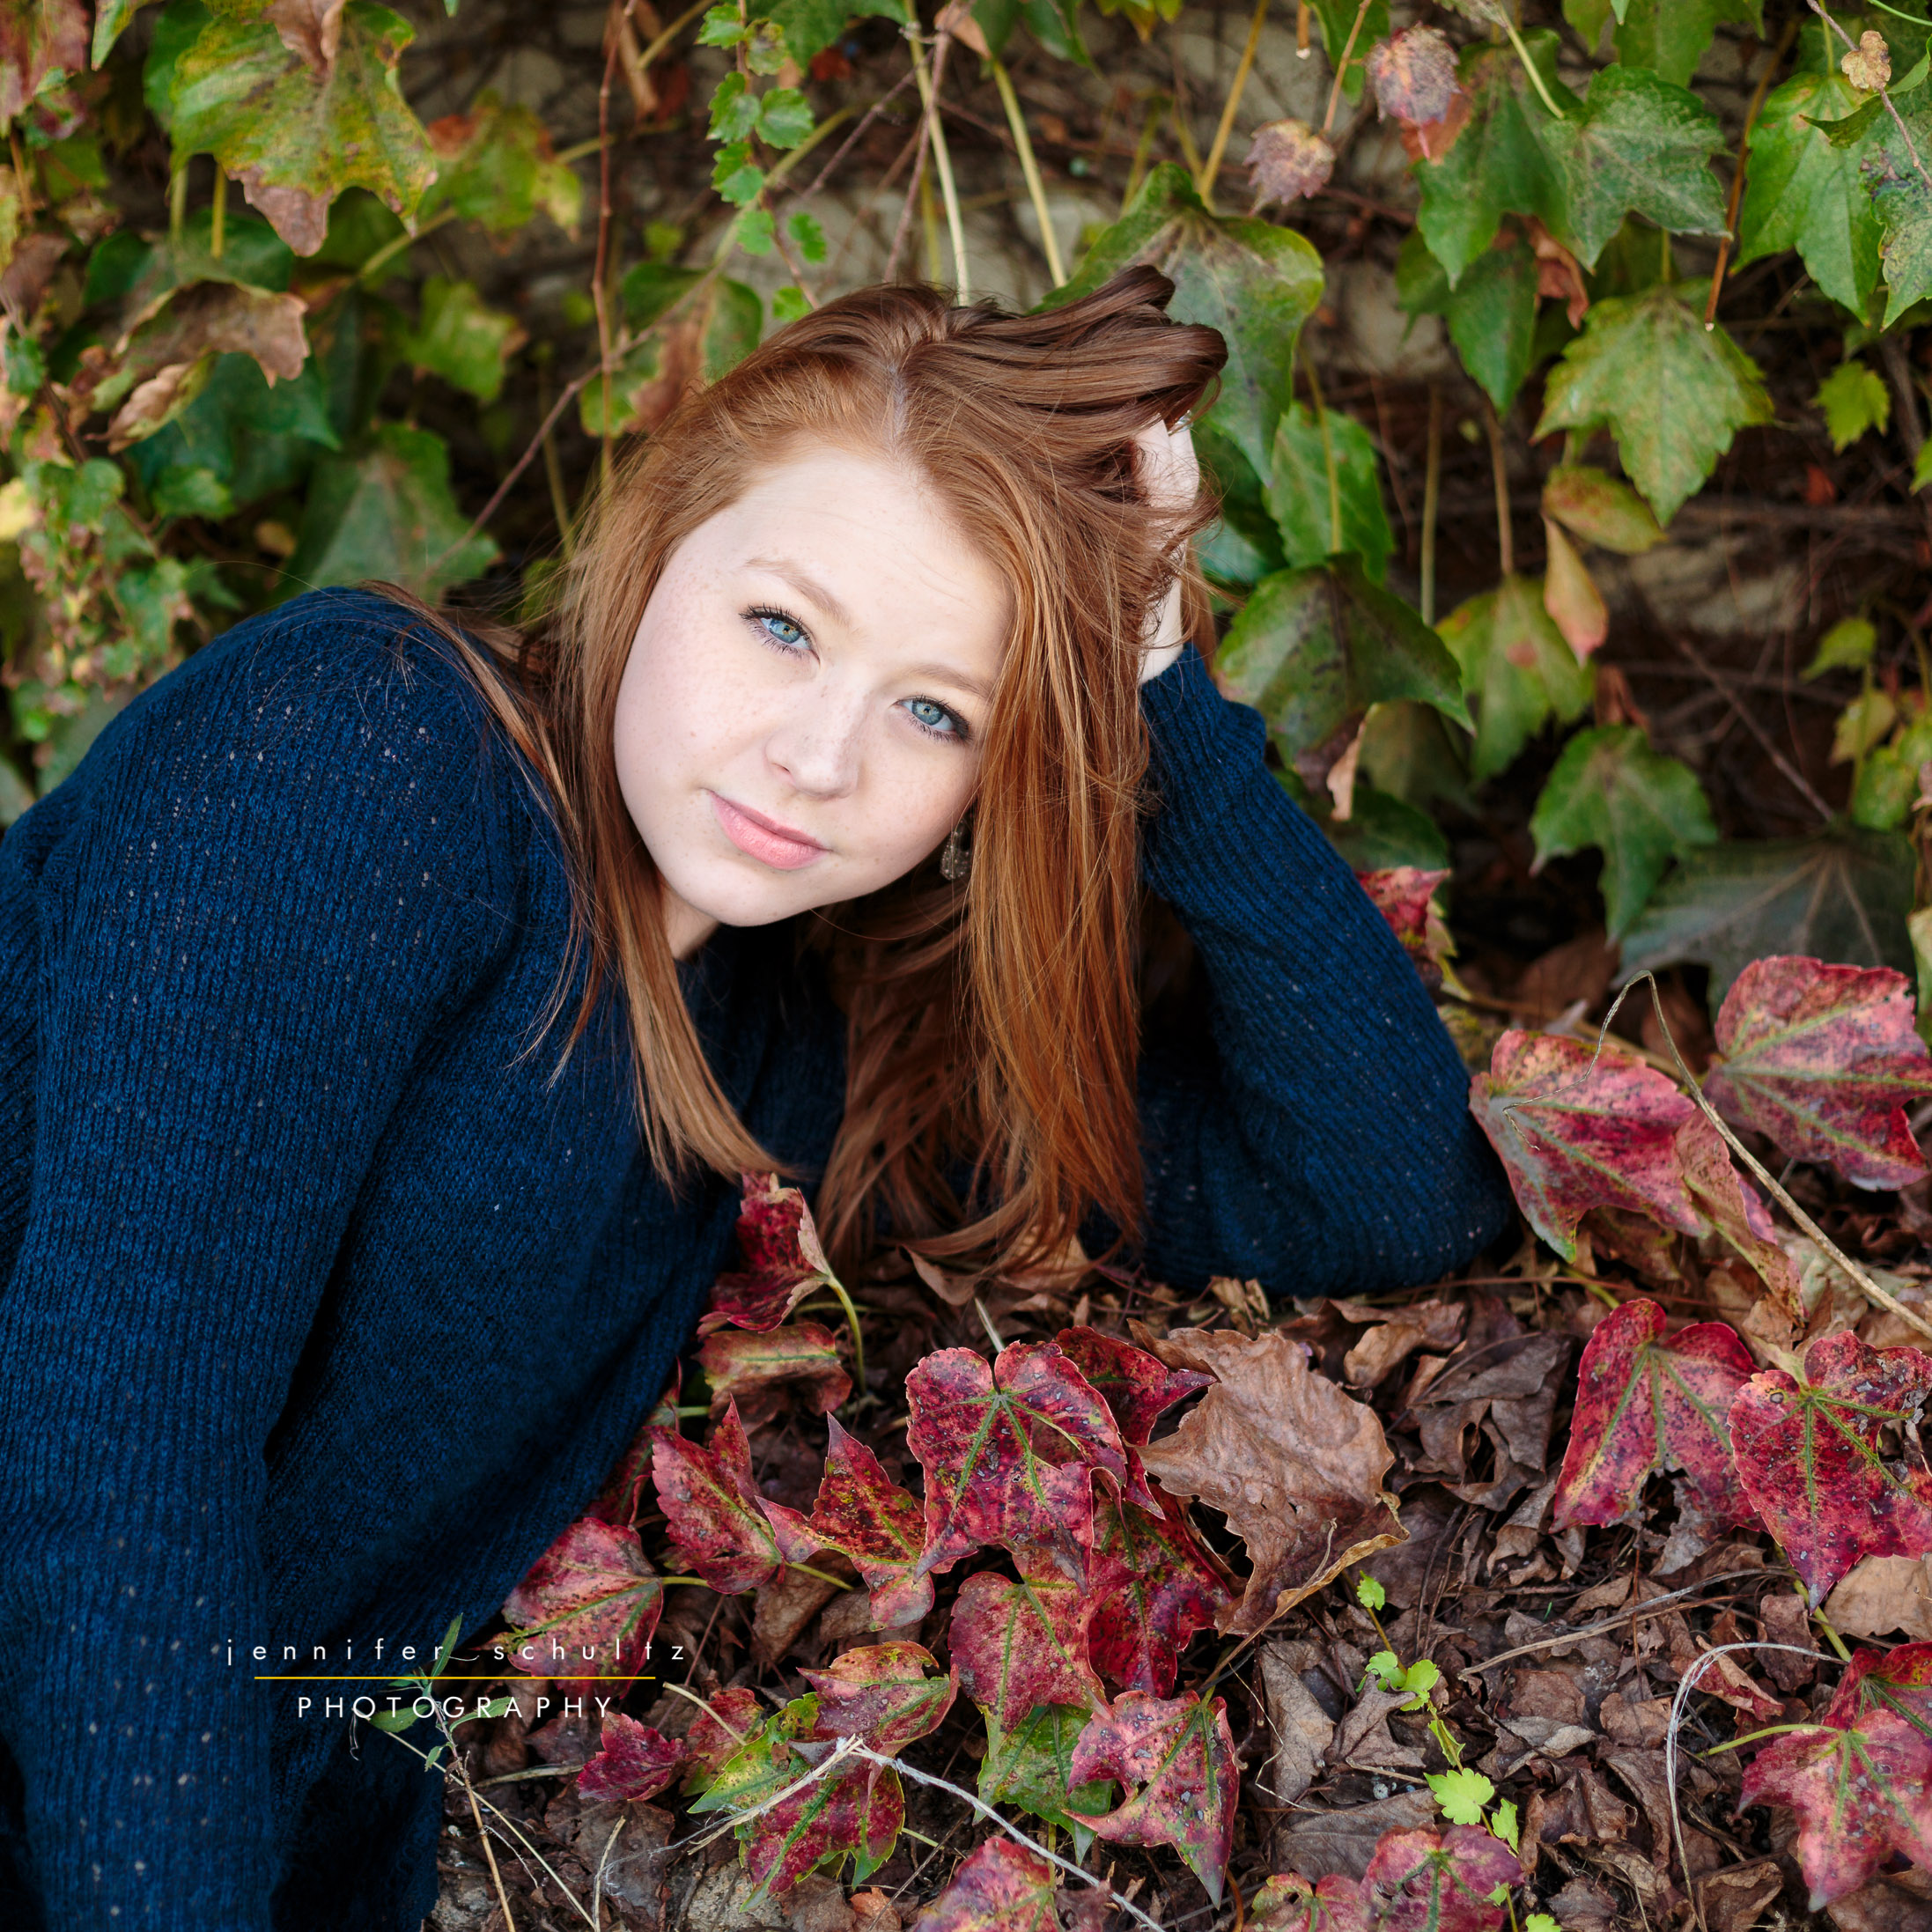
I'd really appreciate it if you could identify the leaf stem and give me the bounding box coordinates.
[1505,19,1566,121]
[1303,350,1343,554]
[826,1276,867,1401]
[1707,18,1799,328]
[357,208,456,284]
[992,60,1066,284]
[1484,397,1514,578]
[909,27,970,298]
[1421,384,1442,623]
[1201,0,1272,202]
[786,1560,853,1589]
[1321,0,1375,136]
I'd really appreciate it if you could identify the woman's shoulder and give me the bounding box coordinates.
[11,586,544,911]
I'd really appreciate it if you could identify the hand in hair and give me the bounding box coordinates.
[1133,413,1200,685]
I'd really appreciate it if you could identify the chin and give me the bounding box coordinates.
[668,864,822,932]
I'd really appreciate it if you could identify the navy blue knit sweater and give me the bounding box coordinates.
[0,585,1508,1929]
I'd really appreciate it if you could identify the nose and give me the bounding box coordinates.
[763,677,865,799]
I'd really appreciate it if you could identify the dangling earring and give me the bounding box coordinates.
[940,814,973,882]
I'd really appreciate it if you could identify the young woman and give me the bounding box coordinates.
[0,266,1508,1928]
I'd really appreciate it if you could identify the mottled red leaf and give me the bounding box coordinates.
[906,1342,1128,1585]
[1361,1826,1519,1932]
[794,1415,933,1627]
[1826,1641,1932,1737]
[949,1567,1106,1729]
[698,1171,840,1337]
[1730,1330,1932,1604]
[914,1838,1062,1932]
[741,1753,903,1900]
[1252,1871,1373,1932]
[587,1383,677,1529]
[1740,1711,1932,1907]
[1674,1117,1803,1324]
[1552,1297,1757,1537]
[1707,957,1932,1189]
[1056,1325,1211,1448]
[1471,1030,1703,1262]
[575,1711,684,1804]
[1366,26,1456,126]
[500,1514,662,1696]
[682,1685,767,1790]
[1248,118,1335,205]
[1087,1492,1231,1697]
[650,1401,819,1594]
[801,1641,958,1753]
[1067,1692,1239,1906]
[699,1321,851,1426]
[1355,866,1451,991]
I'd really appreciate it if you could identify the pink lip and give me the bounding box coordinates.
[710,793,829,871]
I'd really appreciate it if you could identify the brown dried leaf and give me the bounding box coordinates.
[1825,1555,1932,1641]
[1257,1639,1335,1803]
[1139,1329,1405,1635]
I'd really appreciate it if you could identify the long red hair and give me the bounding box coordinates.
[389,266,1227,1277]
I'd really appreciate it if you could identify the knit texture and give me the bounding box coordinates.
[0,586,1509,1929]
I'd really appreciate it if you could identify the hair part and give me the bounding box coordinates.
[380,265,1227,1278]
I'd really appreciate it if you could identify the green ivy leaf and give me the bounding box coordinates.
[763,0,909,64]
[1611,0,1758,88]
[756,87,815,150]
[1534,286,1773,525]
[1537,65,1729,270]
[734,205,776,254]
[1413,36,1568,287]
[1862,106,1932,325]
[1044,163,1324,481]
[1810,95,1886,147]
[1307,0,1390,101]
[419,92,582,237]
[1530,724,1719,935]
[698,3,748,44]
[1356,1574,1387,1612]
[1806,615,1879,676]
[712,141,766,205]
[1398,225,1539,412]
[710,71,760,141]
[1491,1799,1522,1851]
[583,273,762,437]
[786,210,827,263]
[1217,557,1469,797]
[1621,824,1918,1011]
[396,276,522,403]
[1818,359,1891,450]
[283,421,497,600]
[1265,402,1392,582]
[1736,69,1884,315]
[771,285,810,323]
[170,1,436,256]
[977,1705,1114,1859]
[1438,573,1594,781]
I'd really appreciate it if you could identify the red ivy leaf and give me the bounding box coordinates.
[1361,1826,1519,1932]
[1707,957,1932,1190]
[1730,1330,1932,1604]
[798,1415,933,1628]
[698,1322,852,1427]
[575,1712,684,1804]
[1827,1641,1932,1736]
[800,1641,958,1754]
[949,1567,1106,1730]
[1251,1871,1373,1932]
[1366,26,1456,126]
[1552,1297,1757,1535]
[1469,1030,1702,1262]
[906,1342,1128,1585]
[1056,1325,1211,1449]
[1087,1492,1231,1697]
[911,1837,1061,1932]
[1739,1710,1932,1907]
[1355,866,1451,991]
[1674,1117,1803,1324]
[1067,1691,1239,1906]
[698,1172,840,1337]
[741,1754,903,1901]
[650,1401,817,1594]
[682,1685,767,1791]
[500,1515,662,1696]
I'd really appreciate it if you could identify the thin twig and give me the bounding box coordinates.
[1707,18,1799,328]
[1671,633,1834,820]
[909,27,969,296]
[1199,0,1271,202]
[1484,396,1514,579]
[1602,972,1932,1348]
[805,70,918,195]
[992,59,1066,284]
[592,0,640,497]
[1320,0,1375,136]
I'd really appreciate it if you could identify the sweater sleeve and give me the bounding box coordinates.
[1129,642,1514,1295]
[0,597,520,1929]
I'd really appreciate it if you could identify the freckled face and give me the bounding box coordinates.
[613,446,1013,959]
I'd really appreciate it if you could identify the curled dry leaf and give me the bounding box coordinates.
[1843,28,1892,93]
[1469,1029,1703,1263]
[1552,1296,1757,1535]
[1706,957,1932,1190]
[1366,26,1456,127]
[1247,119,1335,206]
[1067,1690,1239,1906]
[698,1321,851,1425]
[1729,1330,1932,1604]
[575,1710,684,1804]
[1138,1327,1405,1635]
[700,1172,841,1336]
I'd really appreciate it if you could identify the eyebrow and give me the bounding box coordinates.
[747,557,997,705]
[747,557,854,630]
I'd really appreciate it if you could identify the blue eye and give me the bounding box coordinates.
[755,608,807,649]
[904,697,966,741]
